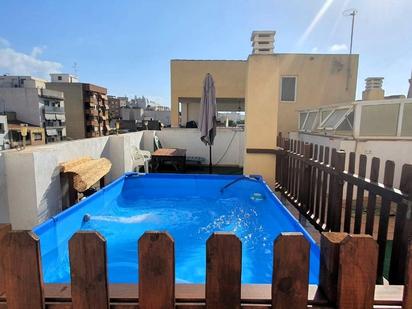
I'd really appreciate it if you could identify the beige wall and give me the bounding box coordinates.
[243,55,280,183]
[47,83,85,139]
[276,54,358,134]
[170,54,358,183]
[170,60,247,127]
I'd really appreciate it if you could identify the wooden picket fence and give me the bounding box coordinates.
[0,225,411,308]
[274,134,412,285]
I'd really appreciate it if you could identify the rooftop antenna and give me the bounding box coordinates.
[72,62,78,77]
[343,8,357,91]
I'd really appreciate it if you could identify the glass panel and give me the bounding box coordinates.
[360,104,399,136]
[321,110,332,122]
[401,103,412,136]
[321,108,349,129]
[299,112,307,129]
[303,112,317,131]
[281,77,296,101]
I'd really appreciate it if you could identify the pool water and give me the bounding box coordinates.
[34,173,320,284]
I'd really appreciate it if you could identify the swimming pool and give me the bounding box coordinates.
[33,173,320,284]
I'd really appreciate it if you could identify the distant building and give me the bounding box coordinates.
[0,114,8,150]
[0,75,66,143]
[108,96,121,120]
[47,74,110,139]
[129,96,149,109]
[4,111,45,148]
[50,73,79,83]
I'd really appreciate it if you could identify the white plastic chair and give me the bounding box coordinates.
[131,146,151,173]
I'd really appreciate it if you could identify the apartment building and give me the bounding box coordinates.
[47,74,110,139]
[0,75,66,143]
[170,30,359,181]
[108,95,121,120]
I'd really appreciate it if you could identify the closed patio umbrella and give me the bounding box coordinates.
[199,73,217,173]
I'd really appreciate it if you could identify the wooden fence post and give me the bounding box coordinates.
[403,241,412,308]
[69,231,109,309]
[139,231,175,309]
[0,224,11,296]
[319,232,348,304]
[343,152,356,233]
[377,160,395,282]
[300,143,312,214]
[337,235,378,309]
[354,155,367,234]
[283,139,290,193]
[272,233,309,309]
[390,164,412,284]
[5,231,44,309]
[326,149,337,230]
[328,151,345,232]
[206,233,241,309]
[365,157,380,235]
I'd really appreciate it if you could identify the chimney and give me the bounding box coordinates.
[408,70,412,99]
[251,31,275,55]
[362,77,385,100]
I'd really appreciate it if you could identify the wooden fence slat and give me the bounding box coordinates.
[300,144,312,213]
[403,241,412,308]
[377,160,395,281]
[206,233,241,309]
[314,145,324,219]
[354,154,367,234]
[337,235,378,309]
[326,148,337,230]
[344,152,356,233]
[365,157,380,235]
[320,147,330,227]
[309,144,318,215]
[0,224,11,296]
[69,231,109,309]
[5,231,44,309]
[330,151,345,232]
[139,231,175,309]
[319,232,348,303]
[390,164,412,284]
[272,233,309,309]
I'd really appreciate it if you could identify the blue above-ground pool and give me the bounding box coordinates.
[33,173,320,284]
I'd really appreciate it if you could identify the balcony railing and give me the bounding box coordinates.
[40,89,64,100]
[44,106,65,114]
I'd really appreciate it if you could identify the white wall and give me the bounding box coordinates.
[155,128,244,166]
[295,132,412,188]
[0,88,42,125]
[1,132,144,229]
[0,115,8,150]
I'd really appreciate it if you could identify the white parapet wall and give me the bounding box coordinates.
[156,127,244,166]
[0,128,245,229]
[0,132,144,229]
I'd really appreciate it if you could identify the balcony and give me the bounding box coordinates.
[40,88,64,100]
[85,108,98,116]
[44,106,65,114]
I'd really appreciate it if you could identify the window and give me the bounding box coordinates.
[302,112,317,131]
[319,108,350,129]
[281,77,297,102]
[58,76,62,81]
[0,123,4,134]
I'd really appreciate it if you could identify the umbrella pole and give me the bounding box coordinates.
[209,145,212,174]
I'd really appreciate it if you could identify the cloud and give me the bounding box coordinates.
[329,43,348,52]
[0,38,62,79]
[311,47,319,53]
[297,0,335,46]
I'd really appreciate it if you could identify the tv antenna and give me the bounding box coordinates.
[343,8,357,90]
[72,62,79,77]
[343,9,357,55]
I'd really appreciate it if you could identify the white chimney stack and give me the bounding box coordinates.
[362,77,385,100]
[251,31,275,54]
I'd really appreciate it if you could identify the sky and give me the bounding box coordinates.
[0,0,411,106]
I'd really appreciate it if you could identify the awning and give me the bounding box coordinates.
[56,114,66,121]
[44,113,56,120]
[46,129,58,136]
